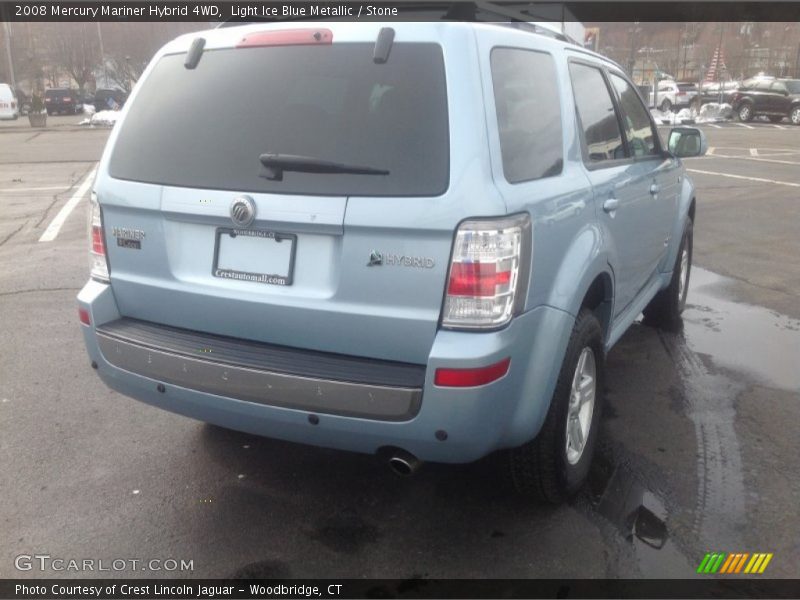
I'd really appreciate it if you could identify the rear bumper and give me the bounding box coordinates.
[78,280,573,463]
[95,318,423,422]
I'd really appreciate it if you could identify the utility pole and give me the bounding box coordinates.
[2,16,16,88]
[796,42,800,78]
[96,22,107,87]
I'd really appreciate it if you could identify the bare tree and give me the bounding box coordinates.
[44,22,98,93]
[101,22,201,91]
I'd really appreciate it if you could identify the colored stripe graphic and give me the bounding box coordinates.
[735,553,749,573]
[745,554,763,573]
[719,554,736,573]
[711,553,726,573]
[698,552,773,574]
[759,553,773,573]
[723,553,739,573]
[697,554,712,574]
[703,553,719,573]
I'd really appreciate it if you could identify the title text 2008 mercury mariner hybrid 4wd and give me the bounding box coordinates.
[78,21,707,502]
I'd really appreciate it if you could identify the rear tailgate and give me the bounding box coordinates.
[96,23,498,365]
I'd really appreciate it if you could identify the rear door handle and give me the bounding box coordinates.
[650,183,660,196]
[603,198,619,213]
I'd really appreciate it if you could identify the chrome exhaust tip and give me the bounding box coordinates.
[387,449,422,477]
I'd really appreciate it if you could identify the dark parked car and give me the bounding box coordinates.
[699,80,740,106]
[93,88,127,112]
[13,88,32,115]
[44,88,82,115]
[731,77,800,124]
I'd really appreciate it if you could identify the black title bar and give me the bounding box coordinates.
[3,1,800,22]
[2,579,800,599]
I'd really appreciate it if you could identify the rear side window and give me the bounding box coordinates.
[609,73,659,158]
[490,48,563,183]
[109,43,449,197]
[569,63,625,163]
[771,81,788,94]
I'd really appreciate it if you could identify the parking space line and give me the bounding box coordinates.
[709,154,800,167]
[687,168,800,188]
[733,122,755,129]
[0,185,69,193]
[749,148,758,156]
[708,124,722,129]
[38,167,97,243]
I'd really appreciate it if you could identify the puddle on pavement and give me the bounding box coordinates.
[589,457,693,575]
[683,267,800,393]
[582,266,796,573]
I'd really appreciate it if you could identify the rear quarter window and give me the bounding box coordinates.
[490,48,563,183]
[109,43,449,197]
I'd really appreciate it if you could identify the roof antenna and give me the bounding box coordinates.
[184,37,206,70]
[373,27,395,64]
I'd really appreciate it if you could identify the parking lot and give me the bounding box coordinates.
[0,119,798,580]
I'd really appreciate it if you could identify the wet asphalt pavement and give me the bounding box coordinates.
[0,117,798,579]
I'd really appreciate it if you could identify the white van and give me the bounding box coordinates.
[0,84,19,120]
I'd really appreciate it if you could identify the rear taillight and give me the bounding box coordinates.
[442,214,531,329]
[89,192,109,282]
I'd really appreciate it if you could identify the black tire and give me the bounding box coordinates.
[660,98,672,113]
[643,219,693,331]
[768,116,783,123]
[738,103,754,122]
[508,308,605,503]
[790,107,800,126]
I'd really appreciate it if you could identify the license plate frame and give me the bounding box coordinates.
[212,227,297,286]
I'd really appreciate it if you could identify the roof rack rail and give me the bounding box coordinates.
[215,1,578,44]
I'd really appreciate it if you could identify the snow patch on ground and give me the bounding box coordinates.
[80,109,120,127]
[651,103,734,125]
[698,103,733,122]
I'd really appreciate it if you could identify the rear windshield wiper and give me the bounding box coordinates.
[259,153,389,181]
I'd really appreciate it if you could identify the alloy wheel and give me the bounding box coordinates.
[678,247,690,302]
[565,347,596,465]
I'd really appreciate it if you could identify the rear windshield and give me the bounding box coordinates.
[109,43,449,197]
[677,83,696,91]
[46,89,71,98]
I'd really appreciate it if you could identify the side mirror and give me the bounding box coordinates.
[668,127,708,158]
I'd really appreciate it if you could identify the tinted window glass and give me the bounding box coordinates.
[491,48,563,183]
[569,63,625,162]
[771,82,787,94]
[110,44,449,197]
[610,73,659,158]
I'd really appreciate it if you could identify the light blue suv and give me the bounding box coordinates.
[78,21,706,502]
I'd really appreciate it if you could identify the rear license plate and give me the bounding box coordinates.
[212,228,296,286]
